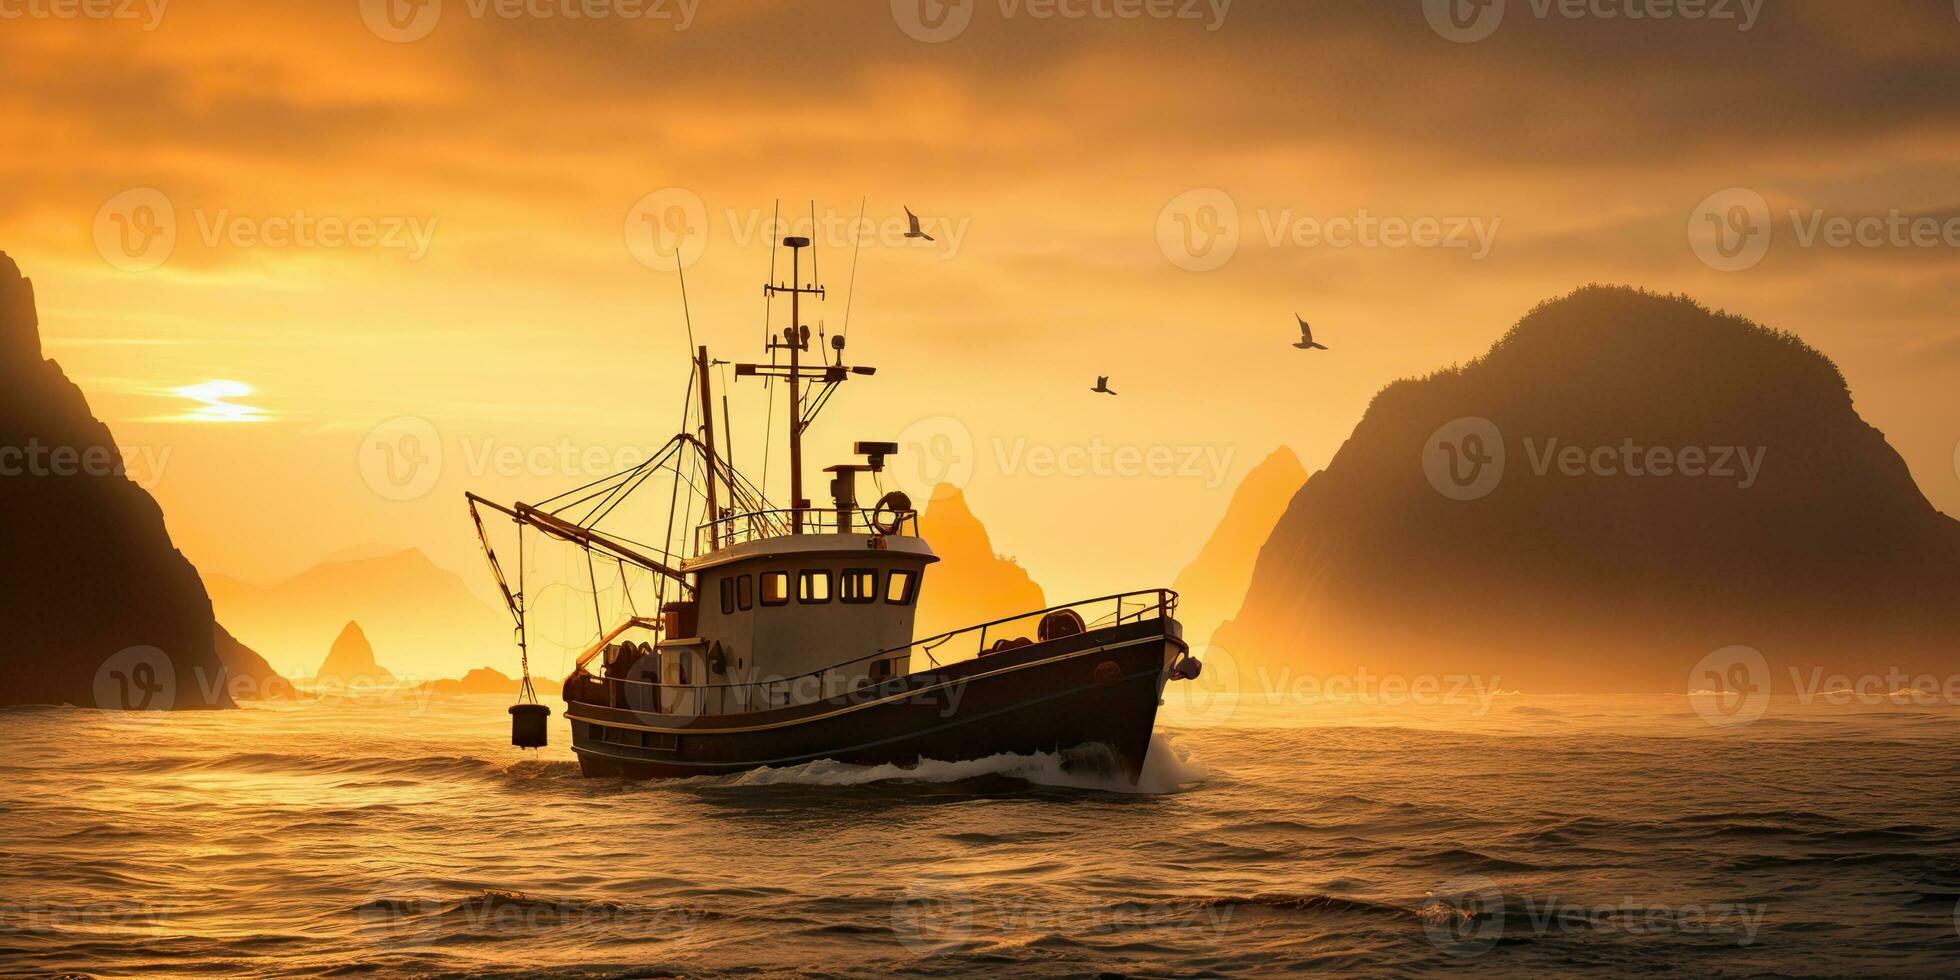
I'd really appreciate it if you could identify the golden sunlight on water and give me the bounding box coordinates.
[6,689,1960,976]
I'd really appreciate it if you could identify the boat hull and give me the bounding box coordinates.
[564,618,1184,783]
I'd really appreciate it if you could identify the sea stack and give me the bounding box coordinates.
[318,621,394,686]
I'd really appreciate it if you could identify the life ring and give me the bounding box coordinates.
[871,490,911,536]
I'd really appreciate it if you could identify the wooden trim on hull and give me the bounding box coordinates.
[566,619,1184,782]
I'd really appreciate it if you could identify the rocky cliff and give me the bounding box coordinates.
[1170,446,1306,646]
[1217,286,1960,692]
[0,252,267,709]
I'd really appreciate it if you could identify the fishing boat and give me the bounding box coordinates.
[466,232,1200,781]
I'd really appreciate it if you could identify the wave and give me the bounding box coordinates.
[709,732,1207,795]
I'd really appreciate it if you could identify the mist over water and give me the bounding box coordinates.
[5,690,1959,976]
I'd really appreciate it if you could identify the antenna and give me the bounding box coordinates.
[841,196,866,339]
[809,200,819,288]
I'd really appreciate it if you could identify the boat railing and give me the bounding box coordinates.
[571,589,1178,718]
[695,506,921,552]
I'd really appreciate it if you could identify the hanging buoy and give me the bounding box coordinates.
[510,702,551,748]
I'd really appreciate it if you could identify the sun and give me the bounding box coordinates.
[171,380,270,423]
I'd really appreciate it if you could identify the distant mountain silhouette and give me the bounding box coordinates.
[1218,286,1960,692]
[413,666,560,696]
[915,484,1047,645]
[1171,446,1306,645]
[317,621,394,685]
[0,252,255,709]
[208,547,503,679]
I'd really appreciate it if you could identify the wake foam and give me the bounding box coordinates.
[715,731,1208,795]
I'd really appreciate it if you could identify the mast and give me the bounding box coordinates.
[735,231,875,536]
[695,345,721,549]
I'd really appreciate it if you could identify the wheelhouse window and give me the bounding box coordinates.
[798,569,832,603]
[840,568,877,604]
[736,573,754,610]
[720,577,735,615]
[885,569,917,605]
[760,571,788,606]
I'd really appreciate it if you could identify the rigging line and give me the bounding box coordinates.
[676,242,698,354]
[842,195,866,338]
[585,545,605,642]
[616,556,638,617]
[536,434,685,509]
[764,198,780,343]
[585,436,690,528]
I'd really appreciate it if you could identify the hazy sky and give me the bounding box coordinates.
[5,0,1959,607]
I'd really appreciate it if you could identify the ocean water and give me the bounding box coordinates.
[4,687,1959,977]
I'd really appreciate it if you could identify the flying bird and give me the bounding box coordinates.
[1091,376,1116,395]
[1293,315,1328,351]
[903,206,936,242]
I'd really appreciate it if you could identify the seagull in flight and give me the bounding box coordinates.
[1293,315,1328,351]
[1090,376,1116,395]
[903,207,936,242]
